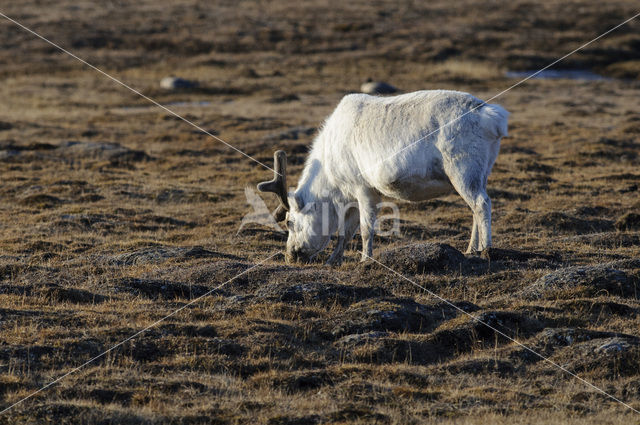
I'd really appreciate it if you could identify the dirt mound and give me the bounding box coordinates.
[173,261,307,294]
[47,213,116,234]
[560,232,640,248]
[525,211,614,233]
[374,243,465,274]
[522,265,638,299]
[177,261,253,285]
[472,247,561,272]
[154,188,228,203]
[115,278,213,300]
[487,188,531,201]
[237,227,288,242]
[39,284,106,304]
[518,328,640,377]
[0,141,57,163]
[470,311,545,340]
[55,141,151,167]
[442,358,516,376]
[264,267,342,287]
[328,298,479,337]
[110,246,238,266]
[19,194,64,208]
[254,281,390,307]
[155,323,218,338]
[250,369,333,393]
[615,212,640,231]
[336,335,446,364]
[480,248,555,263]
[45,213,195,235]
[579,137,638,163]
[558,299,638,320]
[566,337,640,377]
[510,328,639,364]
[336,310,541,365]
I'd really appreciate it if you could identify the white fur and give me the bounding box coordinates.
[285,90,509,264]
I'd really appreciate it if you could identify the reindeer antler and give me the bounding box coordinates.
[257,150,289,221]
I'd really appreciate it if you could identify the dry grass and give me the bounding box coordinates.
[1,0,640,424]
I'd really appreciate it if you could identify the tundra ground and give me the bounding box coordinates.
[1,1,640,424]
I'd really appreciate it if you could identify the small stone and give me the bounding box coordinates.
[596,340,628,354]
[160,76,198,90]
[360,80,398,95]
[239,67,259,78]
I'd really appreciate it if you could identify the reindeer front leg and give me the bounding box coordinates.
[326,207,359,265]
[357,189,380,262]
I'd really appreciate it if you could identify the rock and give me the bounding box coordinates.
[160,76,198,90]
[522,265,638,299]
[239,67,259,78]
[360,80,398,95]
[375,243,465,274]
[336,331,389,347]
[596,338,632,354]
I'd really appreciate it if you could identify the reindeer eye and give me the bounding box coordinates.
[286,220,293,230]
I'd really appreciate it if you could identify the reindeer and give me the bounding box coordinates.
[258,90,509,265]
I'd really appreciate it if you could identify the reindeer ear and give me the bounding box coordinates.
[294,192,305,211]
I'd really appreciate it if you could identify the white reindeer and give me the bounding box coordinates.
[258,90,509,265]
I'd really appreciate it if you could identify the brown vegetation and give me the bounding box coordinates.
[0,0,640,423]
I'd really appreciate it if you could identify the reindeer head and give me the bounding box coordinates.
[257,151,332,264]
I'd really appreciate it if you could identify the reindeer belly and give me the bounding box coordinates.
[378,174,454,201]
